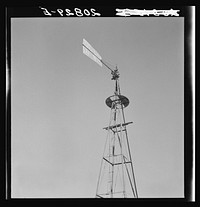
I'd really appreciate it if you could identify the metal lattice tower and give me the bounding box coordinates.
[82,39,138,198]
[95,70,138,198]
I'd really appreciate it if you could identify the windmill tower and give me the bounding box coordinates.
[82,39,138,198]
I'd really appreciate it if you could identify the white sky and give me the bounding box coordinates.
[11,17,184,198]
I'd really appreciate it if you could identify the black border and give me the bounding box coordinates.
[5,5,194,202]
[7,6,186,17]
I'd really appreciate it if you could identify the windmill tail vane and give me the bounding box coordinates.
[82,39,119,80]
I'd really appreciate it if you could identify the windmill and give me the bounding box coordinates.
[82,39,138,198]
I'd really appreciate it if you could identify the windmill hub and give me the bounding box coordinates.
[111,69,120,80]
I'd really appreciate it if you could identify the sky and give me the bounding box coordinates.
[11,17,184,198]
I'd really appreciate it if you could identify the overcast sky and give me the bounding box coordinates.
[11,17,184,198]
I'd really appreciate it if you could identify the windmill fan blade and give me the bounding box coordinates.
[82,39,102,67]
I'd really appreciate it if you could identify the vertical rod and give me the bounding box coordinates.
[114,79,120,95]
[119,120,126,197]
[117,79,121,95]
[110,104,117,198]
[111,143,114,198]
[115,105,126,197]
